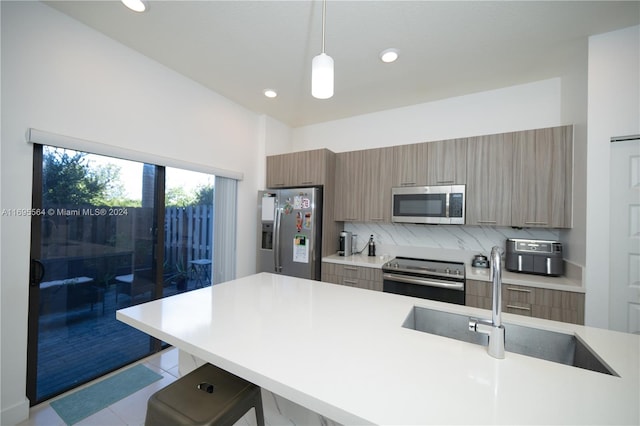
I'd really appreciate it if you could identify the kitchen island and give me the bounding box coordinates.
[117,273,639,425]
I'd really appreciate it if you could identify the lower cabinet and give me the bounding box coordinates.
[466,279,585,325]
[322,262,383,292]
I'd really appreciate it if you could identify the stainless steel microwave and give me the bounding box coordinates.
[391,185,465,224]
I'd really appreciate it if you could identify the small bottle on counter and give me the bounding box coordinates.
[368,235,376,257]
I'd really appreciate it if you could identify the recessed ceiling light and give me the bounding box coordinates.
[121,0,146,12]
[263,89,278,98]
[380,48,399,63]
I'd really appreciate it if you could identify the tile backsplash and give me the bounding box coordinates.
[345,223,561,262]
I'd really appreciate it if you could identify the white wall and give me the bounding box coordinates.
[257,115,293,189]
[585,25,640,328]
[0,2,268,423]
[264,116,293,156]
[292,78,565,152]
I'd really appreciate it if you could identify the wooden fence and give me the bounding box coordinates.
[42,204,213,280]
[164,205,214,268]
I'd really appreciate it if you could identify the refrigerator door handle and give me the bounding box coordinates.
[274,207,282,272]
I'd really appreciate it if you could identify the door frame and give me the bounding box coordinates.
[609,135,640,333]
[26,144,44,403]
[25,144,169,405]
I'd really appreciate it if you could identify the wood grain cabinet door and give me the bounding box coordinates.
[266,154,291,188]
[466,133,514,226]
[425,138,467,185]
[292,149,327,186]
[512,125,573,228]
[502,285,534,317]
[465,279,584,325]
[363,147,393,222]
[321,262,383,291]
[392,143,427,187]
[465,279,492,309]
[266,149,330,188]
[334,151,366,221]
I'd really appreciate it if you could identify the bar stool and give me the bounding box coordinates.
[145,363,265,426]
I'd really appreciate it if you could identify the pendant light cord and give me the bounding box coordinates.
[321,0,326,54]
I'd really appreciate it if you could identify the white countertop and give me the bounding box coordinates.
[466,264,584,293]
[117,273,638,425]
[323,253,389,268]
[324,253,584,293]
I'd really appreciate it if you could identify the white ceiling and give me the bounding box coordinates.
[46,1,640,128]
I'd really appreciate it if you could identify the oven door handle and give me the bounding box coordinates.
[383,273,464,291]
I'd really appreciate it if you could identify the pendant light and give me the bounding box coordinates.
[312,0,334,99]
[121,0,146,12]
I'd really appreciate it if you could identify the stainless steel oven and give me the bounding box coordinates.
[382,257,465,305]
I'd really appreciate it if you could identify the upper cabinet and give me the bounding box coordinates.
[266,148,339,257]
[466,133,514,226]
[265,154,291,188]
[392,143,428,187]
[266,149,333,188]
[267,125,573,229]
[511,125,573,228]
[334,150,366,221]
[425,138,467,185]
[392,139,467,187]
[363,147,394,222]
[334,147,393,222]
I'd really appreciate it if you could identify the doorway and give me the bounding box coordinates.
[26,145,215,404]
[609,136,640,334]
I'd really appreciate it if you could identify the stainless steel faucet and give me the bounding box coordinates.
[469,246,505,359]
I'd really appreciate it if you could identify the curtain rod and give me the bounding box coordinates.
[26,128,243,181]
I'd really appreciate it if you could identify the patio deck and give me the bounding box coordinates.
[36,279,205,402]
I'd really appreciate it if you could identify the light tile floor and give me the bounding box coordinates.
[20,347,339,426]
[19,348,183,426]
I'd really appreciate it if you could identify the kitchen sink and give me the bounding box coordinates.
[403,306,617,376]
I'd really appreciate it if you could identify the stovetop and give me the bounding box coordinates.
[382,256,465,280]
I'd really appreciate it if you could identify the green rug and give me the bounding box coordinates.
[50,364,163,425]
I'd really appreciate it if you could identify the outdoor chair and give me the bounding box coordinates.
[115,268,154,305]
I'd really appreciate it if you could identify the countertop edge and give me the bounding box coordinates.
[117,273,638,425]
[465,265,585,293]
[322,253,388,268]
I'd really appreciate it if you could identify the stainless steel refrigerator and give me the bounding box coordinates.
[257,187,323,280]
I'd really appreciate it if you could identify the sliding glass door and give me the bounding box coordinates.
[26,145,215,404]
[163,167,214,296]
[27,145,163,403]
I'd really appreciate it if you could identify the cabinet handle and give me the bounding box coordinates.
[524,221,548,226]
[506,304,531,312]
[477,220,497,224]
[344,218,359,221]
[343,279,358,285]
[369,217,385,221]
[507,287,532,293]
[300,181,314,185]
[436,180,454,184]
[400,182,416,186]
[344,266,358,271]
